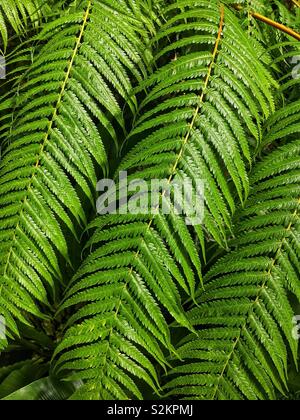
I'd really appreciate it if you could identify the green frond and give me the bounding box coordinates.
[262,99,300,148]
[52,0,279,400]
[0,0,151,335]
[0,0,57,51]
[164,136,300,400]
[123,0,276,244]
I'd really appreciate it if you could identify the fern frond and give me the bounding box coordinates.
[164,135,300,400]
[123,0,276,244]
[0,0,55,51]
[0,0,150,335]
[52,0,277,400]
[276,41,300,98]
[262,96,300,150]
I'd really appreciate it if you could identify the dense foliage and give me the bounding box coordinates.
[0,0,299,400]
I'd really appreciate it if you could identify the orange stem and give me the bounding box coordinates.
[233,4,300,41]
[252,11,300,41]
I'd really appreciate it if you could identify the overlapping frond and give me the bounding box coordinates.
[52,0,277,400]
[164,133,300,400]
[124,0,276,244]
[230,0,300,47]
[0,0,151,336]
[0,0,53,50]
[263,99,300,148]
[274,40,300,100]
[276,0,300,32]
